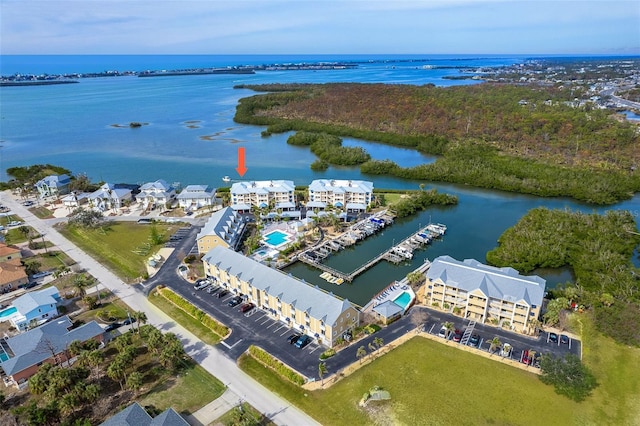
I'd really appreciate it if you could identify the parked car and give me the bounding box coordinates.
[123,317,137,325]
[287,333,301,344]
[206,285,219,294]
[453,329,463,342]
[548,332,558,343]
[560,334,569,345]
[437,326,447,338]
[194,281,210,290]
[500,343,512,357]
[228,296,243,307]
[294,335,312,349]
[239,303,255,313]
[217,289,229,298]
[522,349,531,365]
[104,322,122,332]
[468,334,480,347]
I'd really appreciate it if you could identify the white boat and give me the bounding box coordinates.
[222,176,231,182]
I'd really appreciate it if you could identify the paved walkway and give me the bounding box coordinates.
[2,192,320,426]
[187,388,241,426]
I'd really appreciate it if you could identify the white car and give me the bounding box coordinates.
[501,343,513,357]
[194,280,210,290]
[438,326,447,338]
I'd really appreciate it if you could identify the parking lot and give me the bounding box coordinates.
[424,313,580,367]
[144,224,581,381]
[167,278,326,380]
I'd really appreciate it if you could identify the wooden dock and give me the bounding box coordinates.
[297,222,445,282]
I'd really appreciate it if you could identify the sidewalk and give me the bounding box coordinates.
[2,191,320,426]
[187,388,241,426]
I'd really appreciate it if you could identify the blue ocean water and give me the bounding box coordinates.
[0,54,520,185]
[1,54,638,304]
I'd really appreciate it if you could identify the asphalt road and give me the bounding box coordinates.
[144,226,581,380]
[2,192,320,426]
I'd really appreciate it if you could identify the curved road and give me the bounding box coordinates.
[1,192,320,426]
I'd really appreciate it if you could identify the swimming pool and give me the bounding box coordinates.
[263,230,291,248]
[393,292,412,310]
[0,306,17,319]
[0,352,8,362]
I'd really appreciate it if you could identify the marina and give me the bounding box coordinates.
[297,212,446,283]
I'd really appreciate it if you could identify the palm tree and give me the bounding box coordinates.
[443,321,455,339]
[488,336,502,354]
[356,346,367,364]
[132,311,148,334]
[72,273,93,298]
[368,342,376,358]
[374,337,384,350]
[318,362,328,386]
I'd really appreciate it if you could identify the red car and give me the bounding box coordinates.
[452,329,463,342]
[240,303,255,313]
[522,350,531,365]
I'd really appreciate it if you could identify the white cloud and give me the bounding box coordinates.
[1,0,638,54]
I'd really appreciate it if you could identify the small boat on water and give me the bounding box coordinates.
[222,176,231,182]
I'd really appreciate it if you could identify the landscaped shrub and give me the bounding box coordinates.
[319,348,336,360]
[364,324,381,334]
[158,288,230,337]
[248,345,305,385]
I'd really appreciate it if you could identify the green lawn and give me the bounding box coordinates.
[30,206,54,219]
[240,333,640,426]
[23,250,75,272]
[214,402,276,426]
[573,314,640,424]
[139,361,226,415]
[59,221,180,282]
[148,289,222,345]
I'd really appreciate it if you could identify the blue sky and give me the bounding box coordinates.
[1,1,638,55]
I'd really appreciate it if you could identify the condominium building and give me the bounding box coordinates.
[196,207,246,254]
[203,246,360,346]
[307,179,373,212]
[425,256,546,333]
[230,180,296,212]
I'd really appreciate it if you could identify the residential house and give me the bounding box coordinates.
[0,316,104,389]
[0,259,28,294]
[203,246,360,346]
[88,183,133,211]
[307,179,373,213]
[136,180,176,210]
[196,207,246,254]
[230,180,296,214]
[425,255,546,333]
[176,185,217,210]
[35,174,71,198]
[61,192,90,209]
[6,286,61,331]
[0,242,21,262]
[100,402,189,426]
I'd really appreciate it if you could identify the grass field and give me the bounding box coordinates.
[139,361,226,415]
[148,289,222,345]
[214,402,276,426]
[240,328,640,426]
[59,221,179,282]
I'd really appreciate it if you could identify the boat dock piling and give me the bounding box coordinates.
[299,219,446,283]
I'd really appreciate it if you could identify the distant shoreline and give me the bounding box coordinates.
[0,80,78,87]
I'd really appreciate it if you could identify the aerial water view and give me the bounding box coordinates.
[0,1,639,425]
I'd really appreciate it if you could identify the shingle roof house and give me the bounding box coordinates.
[9,286,61,331]
[196,207,246,254]
[176,184,217,210]
[35,174,71,198]
[100,402,189,426]
[0,316,104,388]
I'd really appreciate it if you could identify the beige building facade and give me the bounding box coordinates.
[426,256,546,333]
[203,246,359,346]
